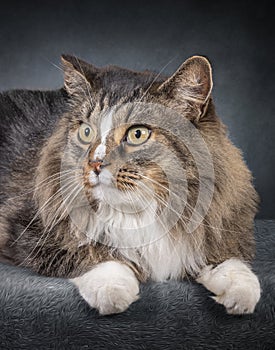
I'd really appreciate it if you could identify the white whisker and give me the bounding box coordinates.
[12,175,81,245]
[138,55,178,103]
[137,173,242,235]
[21,182,83,267]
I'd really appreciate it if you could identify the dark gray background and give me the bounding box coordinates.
[0,0,274,218]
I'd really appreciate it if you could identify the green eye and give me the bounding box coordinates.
[78,123,93,144]
[126,126,151,146]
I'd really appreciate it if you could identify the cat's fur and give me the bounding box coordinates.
[0,55,260,315]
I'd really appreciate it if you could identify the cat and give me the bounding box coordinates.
[0,54,260,315]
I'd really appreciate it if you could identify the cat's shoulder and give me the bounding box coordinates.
[0,88,67,116]
[0,88,68,154]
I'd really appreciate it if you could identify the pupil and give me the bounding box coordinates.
[85,128,90,137]
[135,129,141,139]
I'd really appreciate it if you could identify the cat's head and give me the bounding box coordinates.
[37,55,218,241]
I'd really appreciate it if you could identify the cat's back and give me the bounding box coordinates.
[0,88,68,190]
[0,88,67,147]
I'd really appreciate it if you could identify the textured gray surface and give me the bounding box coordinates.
[0,220,274,350]
[0,1,274,218]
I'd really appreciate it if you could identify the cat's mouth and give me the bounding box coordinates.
[93,167,141,193]
[82,164,155,213]
[84,160,141,189]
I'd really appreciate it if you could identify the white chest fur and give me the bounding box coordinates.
[78,168,205,281]
[85,198,204,281]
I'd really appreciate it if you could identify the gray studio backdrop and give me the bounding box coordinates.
[0,0,274,218]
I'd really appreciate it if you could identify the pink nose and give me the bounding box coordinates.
[89,160,103,175]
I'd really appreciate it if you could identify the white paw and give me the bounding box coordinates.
[197,258,261,314]
[71,261,139,315]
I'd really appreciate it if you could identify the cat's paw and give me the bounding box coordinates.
[197,258,261,314]
[71,261,139,315]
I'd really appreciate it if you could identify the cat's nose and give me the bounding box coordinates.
[89,159,103,176]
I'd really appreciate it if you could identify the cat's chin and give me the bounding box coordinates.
[92,183,154,214]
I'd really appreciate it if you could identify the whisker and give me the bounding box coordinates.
[12,176,81,245]
[6,169,81,202]
[21,183,83,268]
[138,173,209,222]
[138,174,244,235]
[138,55,178,103]
[43,57,64,73]
[130,188,185,267]
[135,180,207,256]
[47,182,83,232]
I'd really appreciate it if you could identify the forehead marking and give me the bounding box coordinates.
[94,110,113,160]
[101,110,113,145]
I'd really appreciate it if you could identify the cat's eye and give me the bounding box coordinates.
[78,123,93,144]
[126,126,151,146]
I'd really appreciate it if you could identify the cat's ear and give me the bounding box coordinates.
[61,54,96,98]
[158,56,213,119]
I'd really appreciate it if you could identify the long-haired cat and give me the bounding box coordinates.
[0,55,260,315]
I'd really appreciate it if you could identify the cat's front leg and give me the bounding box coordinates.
[196,258,261,314]
[70,261,139,315]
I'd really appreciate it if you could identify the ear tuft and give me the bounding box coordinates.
[158,55,213,115]
[61,54,93,97]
